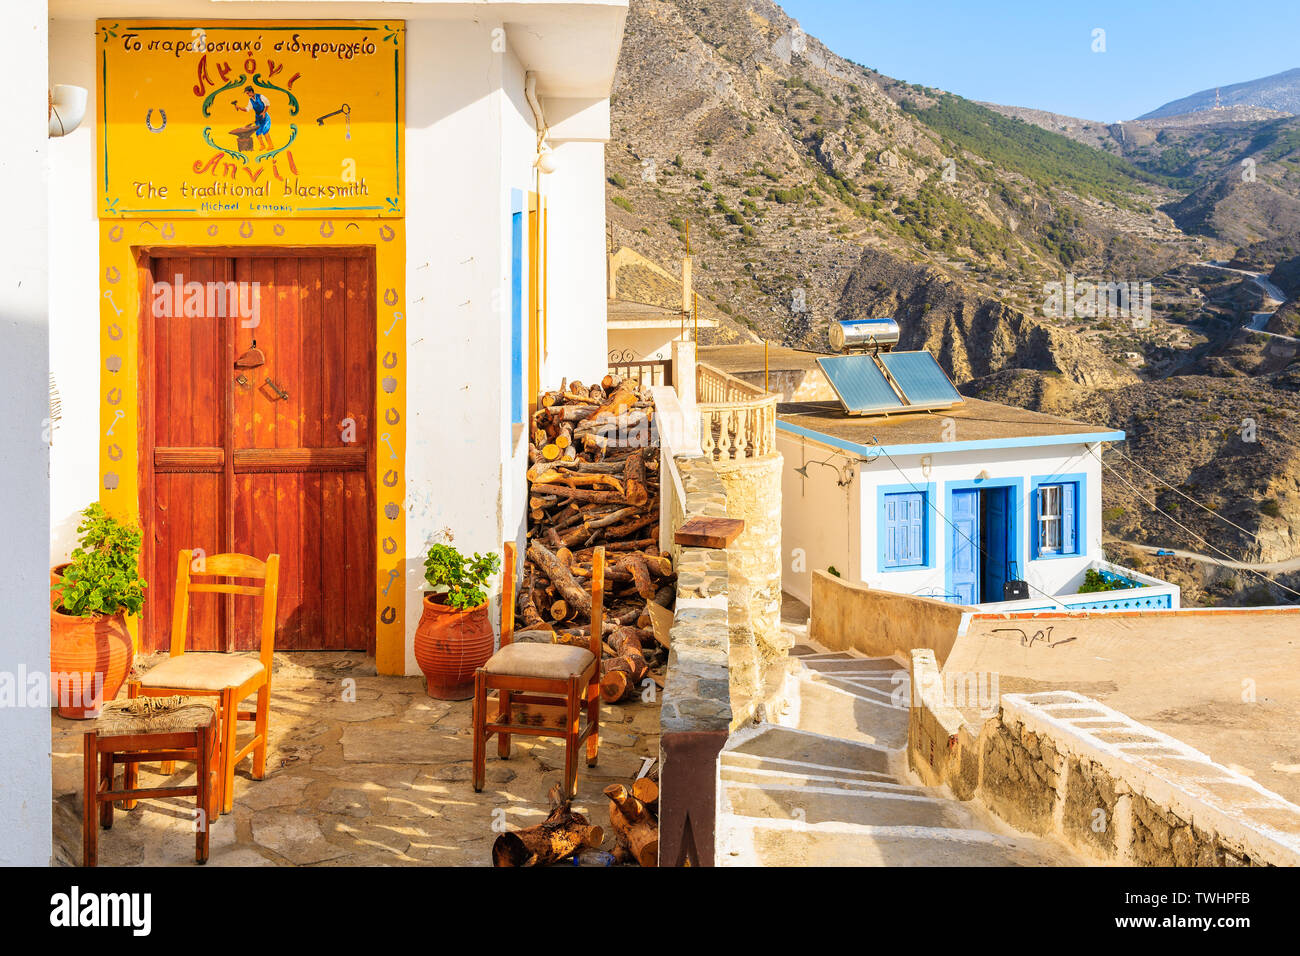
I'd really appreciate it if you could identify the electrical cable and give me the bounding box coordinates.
[1088,447,1300,600]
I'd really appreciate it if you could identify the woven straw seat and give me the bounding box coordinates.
[94,697,216,737]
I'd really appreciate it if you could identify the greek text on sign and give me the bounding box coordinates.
[97,20,404,218]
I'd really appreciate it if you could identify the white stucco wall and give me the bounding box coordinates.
[541,139,609,387]
[778,428,1108,609]
[778,432,860,607]
[48,18,100,563]
[1,0,53,867]
[608,326,683,363]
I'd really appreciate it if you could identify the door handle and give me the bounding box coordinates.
[264,377,290,401]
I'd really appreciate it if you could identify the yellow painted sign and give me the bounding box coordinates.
[97,20,403,218]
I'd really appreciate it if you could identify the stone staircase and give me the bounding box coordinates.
[716,645,1079,866]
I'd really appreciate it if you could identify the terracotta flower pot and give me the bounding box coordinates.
[50,562,71,609]
[49,607,134,719]
[413,593,495,700]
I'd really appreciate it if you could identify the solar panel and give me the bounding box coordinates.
[878,351,963,409]
[816,355,906,415]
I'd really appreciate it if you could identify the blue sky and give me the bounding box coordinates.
[776,0,1300,122]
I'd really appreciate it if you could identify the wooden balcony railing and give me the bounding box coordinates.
[696,363,777,462]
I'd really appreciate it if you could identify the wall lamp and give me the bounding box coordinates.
[794,457,855,487]
[49,84,88,137]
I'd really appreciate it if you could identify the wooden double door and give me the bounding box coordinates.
[139,250,376,653]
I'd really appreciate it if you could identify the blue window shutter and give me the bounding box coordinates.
[884,497,898,565]
[907,495,924,564]
[1062,482,1077,554]
[884,491,924,567]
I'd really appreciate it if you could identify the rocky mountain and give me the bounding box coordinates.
[1138,67,1300,120]
[605,0,1300,595]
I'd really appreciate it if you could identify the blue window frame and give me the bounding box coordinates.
[510,188,525,427]
[878,483,935,571]
[1030,473,1085,559]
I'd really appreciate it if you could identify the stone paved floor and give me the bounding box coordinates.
[52,652,661,866]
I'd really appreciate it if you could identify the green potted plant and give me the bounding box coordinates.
[50,503,147,718]
[413,543,501,699]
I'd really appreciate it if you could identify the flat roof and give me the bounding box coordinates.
[607,298,717,329]
[776,397,1125,458]
[699,344,821,376]
[949,608,1300,805]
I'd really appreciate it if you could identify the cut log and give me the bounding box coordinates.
[493,790,603,867]
[619,553,657,601]
[631,777,659,811]
[600,650,649,703]
[604,784,658,867]
[527,541,592,616]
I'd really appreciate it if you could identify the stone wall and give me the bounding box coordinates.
[711,453,785,667]
[811,571,970,665]
[908,652,1300,866]
[658,452,754,866]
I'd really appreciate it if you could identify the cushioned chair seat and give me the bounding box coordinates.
[141,654,265,691]
[94,699,216,737]
[483,643,595,680]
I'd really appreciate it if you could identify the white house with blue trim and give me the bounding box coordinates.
[772,381,1180,613]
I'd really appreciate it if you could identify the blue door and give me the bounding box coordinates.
[982,487,1011,601]
[951,488,979,604]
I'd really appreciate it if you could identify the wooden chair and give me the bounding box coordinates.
[131,551,280,815]
[473,542,603,799]
[83,698,217,866]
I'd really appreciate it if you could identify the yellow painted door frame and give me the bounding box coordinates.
[528,191,541,408]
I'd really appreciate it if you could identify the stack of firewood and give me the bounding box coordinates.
[605,774,659,867]
[521,375,674,702]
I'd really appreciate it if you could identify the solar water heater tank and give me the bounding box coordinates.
[830,318,901,352]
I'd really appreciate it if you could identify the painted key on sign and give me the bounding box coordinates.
[316,103,351,139]
[380,432,397,459]
[382,568,399,596]
[103,289,123,317]
[106,409,125,436]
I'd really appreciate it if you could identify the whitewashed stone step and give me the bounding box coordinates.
[719,750,897,784]
[722,783,980,829]
[724,824,1072,867]
[720,765,925,796]
[724,725,890,774]
[793,678,909,748]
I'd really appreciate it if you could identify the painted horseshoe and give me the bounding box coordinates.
[383,288,398,307]
[382,468,399,487]
[106,387,123,405]
[207,224,219,237]
[108,225,124,243]
[104,266,121,284]
[161,222,176,239]
[239,221,254,238]
[320,221,334,238]
[382,351,397,369]
[107,323,123,340]
[273,223,286,236]
[384,408,400,426]
[145,109,167,133]
[379,606,397,625]
[379,225,395,242]
[381,536,397,555]
[106,443,123,462]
